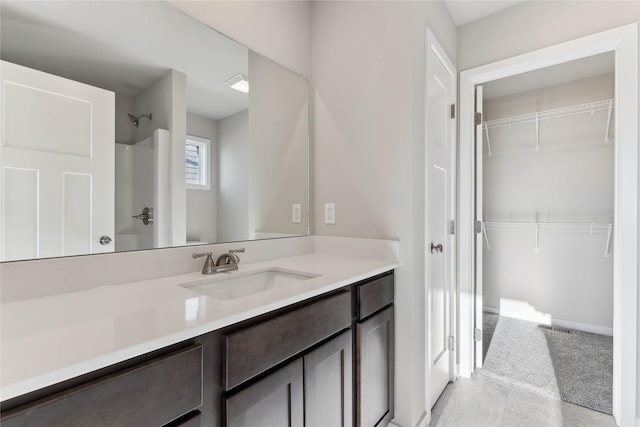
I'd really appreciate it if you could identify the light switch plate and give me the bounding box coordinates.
[324,203,335,225]
[292,204,302,224]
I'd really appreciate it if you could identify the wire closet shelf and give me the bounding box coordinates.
[483,99,615,130]
[483,216,613,232]
[481,99,615,155]
[482,216,614,257]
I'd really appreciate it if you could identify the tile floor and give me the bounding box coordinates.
[430,374,616,427]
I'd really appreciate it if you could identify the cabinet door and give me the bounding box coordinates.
[224,359,303,427]
[304,330,353,427]
[357,307,394,427]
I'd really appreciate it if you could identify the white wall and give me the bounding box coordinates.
[217,110,250,242]
[168,0,312,79]
[114,143,134,248]
[483,74,614,331]
[133,70,187,247]
[114,93,135,144]
[248,51,309,238]
[458,1,639,70]
[113,94,137,249]
[312,2,457,425]
[186,113,218,244]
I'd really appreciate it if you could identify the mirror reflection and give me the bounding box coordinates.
[0,1,309,262]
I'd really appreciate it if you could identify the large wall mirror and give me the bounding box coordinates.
[0,1,309,262]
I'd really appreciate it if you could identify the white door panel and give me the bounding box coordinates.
[1,60,114,261]
[474,85,484,368]
[427,35,456,407]
[2,167,38,259]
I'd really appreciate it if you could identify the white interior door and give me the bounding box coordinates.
[427,35,455,407]
[474,85,484,368]
[1,61,114,261]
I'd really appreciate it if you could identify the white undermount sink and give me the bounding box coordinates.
[180,268,320,300]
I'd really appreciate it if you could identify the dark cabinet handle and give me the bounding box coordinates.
[430,243,443,254]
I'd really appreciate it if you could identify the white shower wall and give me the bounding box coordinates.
[482,74,615,333]
[114,129,170,252]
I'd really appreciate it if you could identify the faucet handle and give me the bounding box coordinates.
[193,252,213,259]
[229,248,245,254]
[193,252,216,275]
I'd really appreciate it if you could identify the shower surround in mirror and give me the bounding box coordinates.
[0,1,309,262]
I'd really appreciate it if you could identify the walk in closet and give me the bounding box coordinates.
[478,52,615,415]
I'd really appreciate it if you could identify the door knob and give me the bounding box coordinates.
[99,236,112,245]
[431,242,443,254]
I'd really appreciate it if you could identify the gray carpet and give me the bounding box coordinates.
[478,316,613,414]
[482,311,499,360]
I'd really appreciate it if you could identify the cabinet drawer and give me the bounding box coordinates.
[224,291,351,390]
[1,345,203,427]
[357,273,394,320]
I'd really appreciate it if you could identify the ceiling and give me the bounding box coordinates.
[443,0,527,27]
[0,1,249,120]
[483,52,614,99]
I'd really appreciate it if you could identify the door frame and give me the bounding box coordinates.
[424,27,457,413]
[458,23,638,426]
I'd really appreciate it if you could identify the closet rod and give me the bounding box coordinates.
[484,99,615,129]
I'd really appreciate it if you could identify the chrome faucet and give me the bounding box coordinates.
[216,248,245,266]
[193,248,245,275]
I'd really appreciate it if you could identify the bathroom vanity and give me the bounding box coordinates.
[0,244,397,427]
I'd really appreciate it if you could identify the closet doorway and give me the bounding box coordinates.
[458,23,638,426]
[476,53,615,415]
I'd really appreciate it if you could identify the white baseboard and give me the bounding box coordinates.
[551,318,613,336]
[416,411,429,427]
[483,305,500,315]
[483,305,613,336]
[387,411,429,427]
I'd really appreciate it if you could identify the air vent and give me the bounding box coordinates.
[538,324,573,334]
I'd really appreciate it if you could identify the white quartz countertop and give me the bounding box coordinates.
[1,252,397,402]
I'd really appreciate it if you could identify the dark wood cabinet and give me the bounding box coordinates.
[224,359,304,427]
[304,330,353,427]
[357,307,394,427]
[355,272,394,427]
[1,345,203,427]
[222,290,352,427]
[223,291,351,390]
[224,329,353,427]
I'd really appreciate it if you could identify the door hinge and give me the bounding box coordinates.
[474,220,482,234]
[448,335,455,351]
[474,328,482,342]
[450,104,456,119]
[474,112,482,126]
[449,220,456,235]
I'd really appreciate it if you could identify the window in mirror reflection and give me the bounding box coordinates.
[185,135,211,190]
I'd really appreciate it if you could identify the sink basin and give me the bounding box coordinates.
[180,268,320,300]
